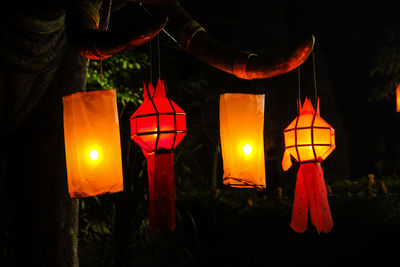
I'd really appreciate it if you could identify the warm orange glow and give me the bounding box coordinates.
[242,144,253,156]
[220,93,266,189]
[130,80,186,154]
[396,84,400,112]
[282,97,335,170]
[89,149,100,161]
[63,89,123,198]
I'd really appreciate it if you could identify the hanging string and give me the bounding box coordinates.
[100,59,103,80]
[149,38,153,84]
[297,66,301,114]
[312,49,318,103]
[297,49,318,113]
[157,34,161,79]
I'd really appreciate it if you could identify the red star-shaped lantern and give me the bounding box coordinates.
[130,79,186,233]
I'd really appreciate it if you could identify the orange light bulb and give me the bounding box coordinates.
[242,144,253,156]
[89,149,99,161]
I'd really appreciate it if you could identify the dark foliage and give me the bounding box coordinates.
[77,173,400,266]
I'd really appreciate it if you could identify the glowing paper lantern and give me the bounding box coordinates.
[219,93,266,190]
[63,89,123,198]
[396,84,400,113]
[130,79,186,233]
[282,97,335,233]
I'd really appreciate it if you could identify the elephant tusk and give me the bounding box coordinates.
[233,36,315,79]
[144,1,314,80]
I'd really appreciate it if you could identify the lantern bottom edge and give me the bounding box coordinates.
[68,185,123,198]
[223,177,265,190]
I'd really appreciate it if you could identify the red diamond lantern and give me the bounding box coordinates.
[130,79,186,233]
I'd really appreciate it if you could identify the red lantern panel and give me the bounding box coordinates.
[130,80,187,153]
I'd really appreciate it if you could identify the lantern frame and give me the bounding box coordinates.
[283,113,335,163]
[283,98,335,164]
[130,80,187,153]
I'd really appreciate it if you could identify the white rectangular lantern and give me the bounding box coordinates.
[219,93,266,189]
[63,89,124,198]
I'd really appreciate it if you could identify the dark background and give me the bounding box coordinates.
[175,0,400,178]
[285,0,400,177]
[2,1,400,266]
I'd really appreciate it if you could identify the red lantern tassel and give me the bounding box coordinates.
[290,162,333,234]
[147,152,176,233]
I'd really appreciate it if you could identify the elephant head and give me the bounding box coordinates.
[67,0,314,79]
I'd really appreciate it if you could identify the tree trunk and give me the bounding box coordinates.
[1,15,87,265]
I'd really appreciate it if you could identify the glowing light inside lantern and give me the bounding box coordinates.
[242,144,253,156]
[89,149,100,161]
[282,98,335,165]
[396,84,400,112]
[63,89,124,198]
[219,93,266,189]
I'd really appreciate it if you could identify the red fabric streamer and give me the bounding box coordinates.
[290,162,333,234]
[147,152,175,233]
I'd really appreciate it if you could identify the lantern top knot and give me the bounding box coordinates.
[298,97,320,116]
[144,79,167,100]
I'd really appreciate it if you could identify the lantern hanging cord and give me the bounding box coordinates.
[157,33,161,79]
[149,38,153,83]
[149,33,162,82]
[312,49,318,103]
[100,59,103,80]
[297,66,301,114]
